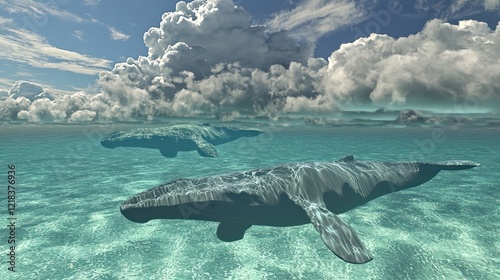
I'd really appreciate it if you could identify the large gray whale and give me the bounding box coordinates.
[101,123,263,157]
[120,156,479,264]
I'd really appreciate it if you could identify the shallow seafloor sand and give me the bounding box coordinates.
[0,123,498,279]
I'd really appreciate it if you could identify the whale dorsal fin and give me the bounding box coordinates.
[338,155,355,162]
[290,196,372,264]
[193,137,218,157]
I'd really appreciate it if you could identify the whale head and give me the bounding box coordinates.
[100,139,119,148]
[100,132,124,148]
[119,170,307,227]
[119,177,245,223]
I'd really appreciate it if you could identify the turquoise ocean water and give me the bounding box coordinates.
[0,122,498,279]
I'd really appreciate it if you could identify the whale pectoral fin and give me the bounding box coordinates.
[159,147,178,157]
[193,137,218,157]
[216,223,252,242]
[292,197,372,264]
[308,206,373,264]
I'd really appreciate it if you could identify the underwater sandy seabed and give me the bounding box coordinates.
[0,123,498,279]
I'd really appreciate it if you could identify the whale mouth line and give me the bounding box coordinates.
[120,198,276,225]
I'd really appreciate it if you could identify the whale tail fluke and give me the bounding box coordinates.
[403,160,480,189]
[421,160,480,170]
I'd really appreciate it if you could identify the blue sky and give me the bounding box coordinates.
[0,0,176,92]
[1,0,498,93]
[0,0,499,122]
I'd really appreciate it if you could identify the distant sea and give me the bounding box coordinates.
[0,120,498,279]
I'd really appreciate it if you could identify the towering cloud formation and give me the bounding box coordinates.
[0,0,499,123]
[97,0,320,119]
[324,19,500,110]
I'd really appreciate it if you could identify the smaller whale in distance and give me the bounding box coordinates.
[101,123,264,158]
[120,156,480,264]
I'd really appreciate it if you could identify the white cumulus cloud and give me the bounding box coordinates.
[95,0,317,119]
[0,0,498,123]
[323,19,500,110]
[68,109,97,123]
[8,80,54,101]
